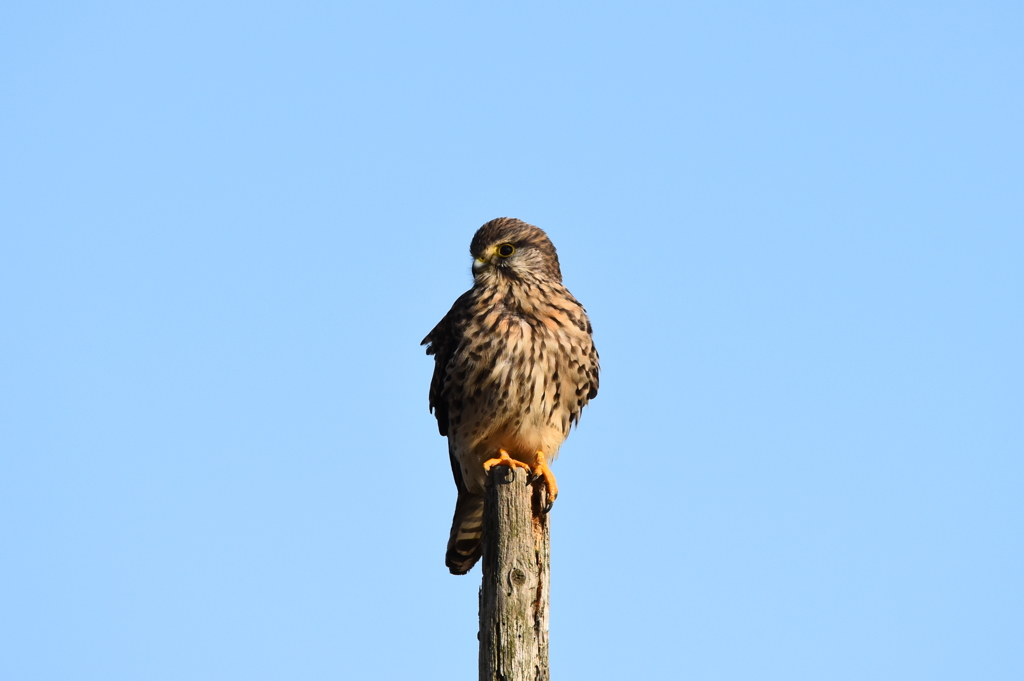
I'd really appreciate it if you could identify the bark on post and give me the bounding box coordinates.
[479,466,550,681]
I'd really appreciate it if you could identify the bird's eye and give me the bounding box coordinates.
[497,243,515,257]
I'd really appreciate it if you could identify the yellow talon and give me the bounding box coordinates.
[482,449,533,474]
[482,449,558,512]
[531,451,558,513]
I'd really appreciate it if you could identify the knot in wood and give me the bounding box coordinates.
[508,567,528,587]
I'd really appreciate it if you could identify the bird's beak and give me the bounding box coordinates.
[472,255,490,272]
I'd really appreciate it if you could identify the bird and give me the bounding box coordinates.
[422,217,599,575]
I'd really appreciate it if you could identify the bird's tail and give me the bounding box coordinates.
[446,492,485,575]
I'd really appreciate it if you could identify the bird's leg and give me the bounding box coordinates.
[530,450,558,513]
[482,448,533,476]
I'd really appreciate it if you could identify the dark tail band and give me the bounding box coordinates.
[446,492,485,575]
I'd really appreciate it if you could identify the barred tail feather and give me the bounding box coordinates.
[446,492,485,575]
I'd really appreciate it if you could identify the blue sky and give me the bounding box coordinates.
[2,2,1021,680]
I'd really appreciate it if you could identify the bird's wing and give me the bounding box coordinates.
[421,304,460,437]
[585,317,600,402]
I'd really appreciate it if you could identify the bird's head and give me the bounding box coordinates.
[469,217,563,284]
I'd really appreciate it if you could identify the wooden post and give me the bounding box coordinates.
[479,466,550,681]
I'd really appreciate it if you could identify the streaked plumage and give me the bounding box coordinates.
[422,217,599,575]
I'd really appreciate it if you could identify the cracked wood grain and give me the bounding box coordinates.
[479,466,550,681]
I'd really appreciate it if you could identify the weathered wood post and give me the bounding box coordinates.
[479,466,551,681]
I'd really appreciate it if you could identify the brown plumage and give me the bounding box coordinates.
[422,217,599,575]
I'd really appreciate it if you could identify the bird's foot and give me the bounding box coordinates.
[482,449,533,477]
[529,451,558,513]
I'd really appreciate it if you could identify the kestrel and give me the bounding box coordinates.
[422,218,599,575]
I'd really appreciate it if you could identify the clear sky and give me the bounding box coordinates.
[2,2,1021,680]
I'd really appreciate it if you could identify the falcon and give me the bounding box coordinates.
[422,217,599,575]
